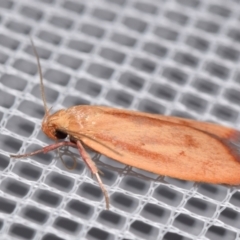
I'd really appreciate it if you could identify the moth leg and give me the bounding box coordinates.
[76,140,109,210]
[10,141,77,158]
[58,148,77,170]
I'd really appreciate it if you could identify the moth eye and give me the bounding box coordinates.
[55,130,67,139]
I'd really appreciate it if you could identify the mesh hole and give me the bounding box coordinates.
[206,225,236,240]
[155,26,178,41]
[66,199,93,219]
[138,98,165,114]
[0,0,13,9]
[81,23,105,38]
[38,30,62,45]
[134,2,158,14]
[57,54,83,69]
[118,71,145,91]
[149,83,176,101]
[105,0,126,6]
[0,34,19,50]
[12,162,42,181]
[0,90,15,108]
[39,0,54,4]
[6,20,31,35]
[0,197,16,214]
[62,1,85,13]
[195,19,220,33]
[75,78,102,97]
[44,68,70,86]
[181,93,207,112]
[141,203,171,223]
[176,0,200,8]
[120,176,149,194]
[224,88,240,105]
[20,5,43,20]
[92,8,116,22]
[0,134,22,153]
[33,189,62,207]
[49,15,73,29]
[0,220,5,231]
[235,72,240,84]
[45,172,74,192]
[2,179,30,198]
[130,220,158,240]
[174,52,199,68]
[198,184,228,201]
[0,110,2,122]
[192,78,219,95]
[18,100,44,119]
[87,63,114,79]
[0,154,9,170]
[228,28,240,42]
[208,4,231,18]
[78,182,103,202]
[1,74,27,91]
[123,16,147,32]
[42,233,64,240]
[185,35,209,52]
[9,224,35,240]
[111,32,136,47]
[219,207,240,228]
[13,59,37,75]
[54,216,81,233]
[173,214,203,236]
[22,206,49,224]
[154,185,183,207]
[111,192,139,211]
[211,104,238,122]
[230,192,240,208]
[6,115,35,137]
[106,89,133,107]
[36,131,53,145]
[131,57,156,73]
[216,45,239,62]
[162,67,188,85]
[143,42,168,58]
[163,232,191,240]
[0,51,8,64]
[165,10,189,25]
[87,227,112,240]
[184,197,216,217]
[99,47,125,64]
[68,39,94,53]
[205,62,229,79]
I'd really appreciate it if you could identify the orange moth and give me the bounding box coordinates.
[11,39,240,210]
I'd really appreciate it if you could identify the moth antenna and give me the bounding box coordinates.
[30,37,49,115]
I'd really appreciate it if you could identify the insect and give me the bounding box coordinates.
[11,39,240,210]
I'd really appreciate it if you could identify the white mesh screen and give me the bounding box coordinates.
[0,0,240,239]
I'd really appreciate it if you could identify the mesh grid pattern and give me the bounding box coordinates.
[0,0,240,239]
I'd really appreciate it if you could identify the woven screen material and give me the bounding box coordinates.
[0,0,240,239]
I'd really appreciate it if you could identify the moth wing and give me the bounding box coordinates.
[67,106,240,185]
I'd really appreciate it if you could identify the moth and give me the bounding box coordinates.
[11,39,240,210]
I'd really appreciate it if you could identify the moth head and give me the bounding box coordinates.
[41,112,67,141]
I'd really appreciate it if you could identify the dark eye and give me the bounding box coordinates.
[55,130,67,139]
